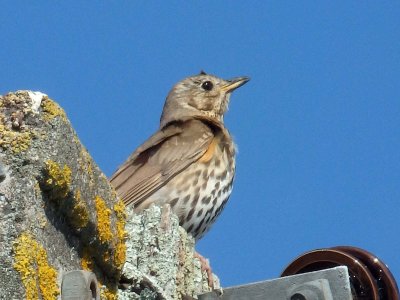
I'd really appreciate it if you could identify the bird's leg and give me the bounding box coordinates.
[194,252,214,289]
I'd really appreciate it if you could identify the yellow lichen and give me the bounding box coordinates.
[100,286,117,300]
[69,190,90,228]
[113,199,126,222]
[44,160,72,199]
[113,200,127,270]
[94,196,112,243]
[114,242,126,273]
[13,233,59,300]
[81,247,94,271]
[0,123,33,153]
[41,97,67,121]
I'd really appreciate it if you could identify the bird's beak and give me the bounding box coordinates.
[221,76,250,93]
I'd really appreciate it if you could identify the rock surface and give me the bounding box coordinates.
[0,91,218,300]
[119,205,219,300]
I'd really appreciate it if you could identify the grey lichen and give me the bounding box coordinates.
[119,205,219,300]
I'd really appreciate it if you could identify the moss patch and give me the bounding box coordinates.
[13,233,59,300]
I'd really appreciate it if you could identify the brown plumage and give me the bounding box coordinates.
[110,72,249,240]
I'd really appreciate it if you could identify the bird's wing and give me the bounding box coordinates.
[109,120,215,207]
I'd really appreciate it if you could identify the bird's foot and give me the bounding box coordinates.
[194,252,214,289]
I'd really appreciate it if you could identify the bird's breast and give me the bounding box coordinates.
[141,128,236,240]
[150,135,235,240]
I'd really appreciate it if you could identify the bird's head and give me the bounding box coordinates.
[160,71,249,128]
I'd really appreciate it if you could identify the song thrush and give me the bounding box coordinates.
[110,72,249,241]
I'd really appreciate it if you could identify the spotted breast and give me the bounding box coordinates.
[139,127,235,241]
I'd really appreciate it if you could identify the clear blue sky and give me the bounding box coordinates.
[1,2,399,287]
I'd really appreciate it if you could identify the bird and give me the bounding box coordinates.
[110,71,249,242]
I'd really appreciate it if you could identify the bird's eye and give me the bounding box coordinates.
[201,81,213,91]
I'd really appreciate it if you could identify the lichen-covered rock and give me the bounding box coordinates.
[0,91,126,299]
[0,91,218,300]
[119,205,219,300]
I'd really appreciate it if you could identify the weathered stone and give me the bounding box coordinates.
[0,91,218,300]
[118,205,219,300]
